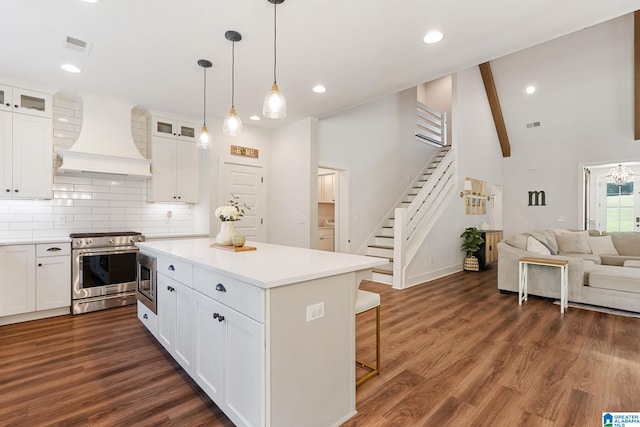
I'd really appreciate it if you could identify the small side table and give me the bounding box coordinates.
[518,257,569,314]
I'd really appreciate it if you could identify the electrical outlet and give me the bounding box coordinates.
[56,215,66,225]
[306,302,325,322]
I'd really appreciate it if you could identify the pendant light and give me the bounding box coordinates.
[263,0,286,119]
[223,31,243,136]
[197,59,212,149]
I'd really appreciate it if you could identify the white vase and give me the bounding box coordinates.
[216,221,236,245]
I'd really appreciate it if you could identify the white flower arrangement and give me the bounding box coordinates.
[215,194,250,222]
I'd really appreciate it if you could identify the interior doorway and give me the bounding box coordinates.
[317,166,349,253]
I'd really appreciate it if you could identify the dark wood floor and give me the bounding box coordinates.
[1,267,638,426]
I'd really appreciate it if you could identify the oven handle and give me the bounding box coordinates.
[74,246,139,256]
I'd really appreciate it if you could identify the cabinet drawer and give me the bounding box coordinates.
[137,300,158,338]
[193,267,263,322]
[157,255,193,285]
[36,243,70,257]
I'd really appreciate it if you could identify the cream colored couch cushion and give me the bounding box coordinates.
[587,264,640,294]
[587,235,618,255]
[556,231,591,254]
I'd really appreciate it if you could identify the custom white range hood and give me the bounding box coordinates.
[57,94,151,178]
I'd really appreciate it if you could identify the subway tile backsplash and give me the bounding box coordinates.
[0,94,196,239]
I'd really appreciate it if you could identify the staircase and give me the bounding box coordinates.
[365,145,456,287]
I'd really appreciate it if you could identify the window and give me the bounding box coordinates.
[606,182,634,232]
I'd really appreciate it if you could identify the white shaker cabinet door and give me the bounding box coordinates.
[193,292,264,427]
[157,274,194,374]
[0,245,36,316]
[11,114,52,199]
[36,256,70,311]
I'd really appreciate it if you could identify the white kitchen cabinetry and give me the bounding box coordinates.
[147,113,201,203]
[157,273,194,373]
[0,84,52,199]
[318,227,334,251]
[157,255,194,372]
[35,243,71,311]
[318,173,335,203]
[194,292,263,427]
[0,245,36,316]
[0,242,71,325]
[151,116,197,142]
[0,85,52,118]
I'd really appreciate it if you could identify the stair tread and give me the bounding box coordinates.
[368,244,394,250]
[372,268,393,276]
[374,235,393,238]
[367,255,394,262]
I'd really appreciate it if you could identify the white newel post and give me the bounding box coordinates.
[393,207,407,289]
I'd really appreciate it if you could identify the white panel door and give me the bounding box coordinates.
[223,162,266,242]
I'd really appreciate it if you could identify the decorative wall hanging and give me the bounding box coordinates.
[460,177,487,214]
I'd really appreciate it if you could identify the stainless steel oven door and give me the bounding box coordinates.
[72,246,139,299]
[136,252,157,314]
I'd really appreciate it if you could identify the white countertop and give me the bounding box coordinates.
[137,238,388,288]
[0,236,72,246]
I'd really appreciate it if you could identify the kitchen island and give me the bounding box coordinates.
[136,238,387,427]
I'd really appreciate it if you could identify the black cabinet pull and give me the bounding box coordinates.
[46,247,62,252]
[5,189,9,192]
[38,263,42,267]
[166,286,175,292]
[215,283,227,292]
[217,315,225,322]
[5,103,9,107]
[168,265,175,271]
[14,189,18,193]
[213,313,219,319]
[143,313,148,320]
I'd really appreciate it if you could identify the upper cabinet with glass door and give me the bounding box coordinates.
[151,116,197,142]
[0,85,52,119]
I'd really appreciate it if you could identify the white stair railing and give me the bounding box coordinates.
[393,146,456,288]
[416,101,447,147]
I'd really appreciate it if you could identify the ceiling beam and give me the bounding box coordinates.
[635,10,640,140]
[479,62,511,157]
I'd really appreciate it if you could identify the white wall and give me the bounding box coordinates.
[318,87,437,253]
[492,13,639,237]
[268,117,318,248]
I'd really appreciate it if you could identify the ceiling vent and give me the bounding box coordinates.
[526,121,541,129]
[65,36,92,55]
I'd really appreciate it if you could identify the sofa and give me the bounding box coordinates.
[498,229,640,313]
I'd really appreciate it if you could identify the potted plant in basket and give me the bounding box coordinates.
[460,227,484,271]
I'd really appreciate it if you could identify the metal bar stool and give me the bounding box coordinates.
[355,289,380,386]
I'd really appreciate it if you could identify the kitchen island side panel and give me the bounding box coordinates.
[267,272,356,427]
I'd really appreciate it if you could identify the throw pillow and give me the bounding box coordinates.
[528,231,557,255]
[526,236,551,255]
[505,234,528,250]
[556,231,592,254]
[587,235,619,255]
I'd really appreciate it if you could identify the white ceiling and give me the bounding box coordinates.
[2,0,638,128]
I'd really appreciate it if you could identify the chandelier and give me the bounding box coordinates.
[606,164,635,186]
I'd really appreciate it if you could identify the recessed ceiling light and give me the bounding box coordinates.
[81,0,99,3]
[312,85,326,94]
[61,64,81,73]
[57,117,69,123]
[423,31,444,44]
[526,86,536,94]
[249,115,261,121]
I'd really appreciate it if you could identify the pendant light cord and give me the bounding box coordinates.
[231,40,236,108]
[273,0,277,84]
[203,66,207,124]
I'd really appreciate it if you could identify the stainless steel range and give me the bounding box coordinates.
[71,231,145,314]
